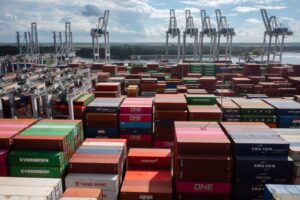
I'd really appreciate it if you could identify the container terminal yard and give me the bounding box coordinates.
[0,2,300,200]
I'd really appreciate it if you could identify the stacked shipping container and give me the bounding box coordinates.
[66,138,127,200]
[121,148,172,200]
[222,122,292,200]
[85,98,124,138]
[233,98,277,127]
[174,122,232,200]
[264,98,300,128]
[154,94,187,148]
[10,119,83,178]
[119,98,153,148]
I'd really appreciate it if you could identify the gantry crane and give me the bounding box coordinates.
[91,10,110,63]
[260,9,293,64]
[165,9,180,63]
[53,22,75,62]
[183,10,199,61]
[215,9,235,61]
[16,22,39,55]
[199,10,217,62]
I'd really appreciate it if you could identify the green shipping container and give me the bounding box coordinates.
[74,94,94,106]
[9,151,65,167]
[185,94,217,105]
[242,115,277,123]
[10,165,65,178]
[240,108,275,115]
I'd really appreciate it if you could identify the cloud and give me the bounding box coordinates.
[0,0,298,43]
[234,5,286,13]
[81,4,102,17]
[180,0,284,7]
[245,18,262,24]
[234,6,259,13]
[256,5,286,10]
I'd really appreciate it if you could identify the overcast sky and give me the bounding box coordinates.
[0,0,299,43]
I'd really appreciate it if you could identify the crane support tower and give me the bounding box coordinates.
[199,10,217,62]
[16,22,40,55]
[215,9,235,61]
[91,10,110,63]
[165,9,181,63]
[260,9,293,64]
[53,22,75,62]
[183,10,199,61]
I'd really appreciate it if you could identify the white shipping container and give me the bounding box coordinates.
[65,173,119,192]
[0,177,62,199]
[0,186,55,200]
[0,196,49,200]
[81,141,127,154]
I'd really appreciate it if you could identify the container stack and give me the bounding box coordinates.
[258,82,280,97]
[203,63,216,76]
[176,63,190,79]
[154,94,188,148]
[0,150,8,176]
[185,94,221,121]
[188,105,222,121]
[85,98,124,138]
[183,77,200,89]
[0,119,37,149]
[221,122,293,200]
[72,94,94,119]
[0,177,63,199]
[185,94,217,105]
[52,93,94,119]
[10,119,83,178]
[263,98,300,128]
[102,65,118,77]
[94,83,122,98]
[97,72,110,82]
[233,99,276,128]
[232,77,253,95]
[108,77,125,94]
[190,63,202,74]
[199,76,217,92]
[264,184,300,200]
[119,98,153,148]
[273,128,300,184]
[244,64,261,76]
[174,121,232,200]
[121,148,172,200]
[217,98,241,122]
[61,188,102,200]
[66,138,127,200]
[0,119,37,176]
[126,85,139,97]
[177,85,187,93]
[141,78,158,97]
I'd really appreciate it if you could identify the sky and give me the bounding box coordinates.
[0,0,299,43]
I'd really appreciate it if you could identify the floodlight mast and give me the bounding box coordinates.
[91,10,110,63]
[165,9,181,63]
[260,9,293,64]
[183,10,199,62]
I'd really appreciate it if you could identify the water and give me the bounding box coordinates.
[281,52,300,64]
[80,52,300,64]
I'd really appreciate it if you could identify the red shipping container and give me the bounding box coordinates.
[63,188,102,200]
[176,182,231,194]
[120,134,152,148]
[128,148,171,170]
[121,170,172,200]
